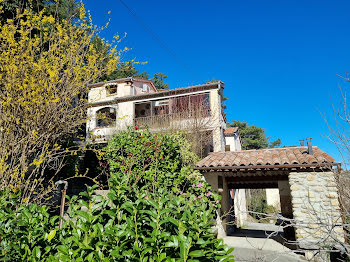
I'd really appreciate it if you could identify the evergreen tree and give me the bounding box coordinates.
[102,62,169,90]
[0,0,79,23]
[152,72,169,90]
[228,120,282,150]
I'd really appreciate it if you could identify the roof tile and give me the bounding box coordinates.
[224,127,238,135]
[196,146,335,170]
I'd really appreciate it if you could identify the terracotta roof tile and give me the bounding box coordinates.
[195,146,335,170]
[224,127,238,135]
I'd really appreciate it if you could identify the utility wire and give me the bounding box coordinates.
[118,0,202,82]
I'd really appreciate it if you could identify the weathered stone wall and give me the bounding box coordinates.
[288,171,344,251]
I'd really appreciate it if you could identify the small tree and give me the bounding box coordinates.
[0,3,120,203]
[152,72,169,90]
[323,79,350,259]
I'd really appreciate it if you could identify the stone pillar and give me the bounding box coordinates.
[278,180,296,240]
[288,171,344,260]
[234,189,248,228]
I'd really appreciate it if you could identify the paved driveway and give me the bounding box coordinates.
[224,222,306,262]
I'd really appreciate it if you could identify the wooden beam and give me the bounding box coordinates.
[228,182,278,189]
[225,175,288,183]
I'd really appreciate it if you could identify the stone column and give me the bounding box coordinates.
[278,180,296,240]
[288,171,344,260]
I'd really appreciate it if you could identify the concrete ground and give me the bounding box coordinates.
[224,222,306,262]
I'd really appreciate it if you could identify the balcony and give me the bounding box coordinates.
[134,109,211,130]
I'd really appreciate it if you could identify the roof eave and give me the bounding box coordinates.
[87,77,154,88]
[88,81,222,107]
[195,163,337,171]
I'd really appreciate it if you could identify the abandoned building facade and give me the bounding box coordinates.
[87,78,241,154]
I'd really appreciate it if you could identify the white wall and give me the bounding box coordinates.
[87,84,226,148]
[88,79,156,104]
[225,136,235,151]
[225,133,242,152]
[233,189,248,228]
[88,82,134,104]
[209,89,225,152]
[266,188,281,209]
[86,101,134,142]
[132,81,156,95]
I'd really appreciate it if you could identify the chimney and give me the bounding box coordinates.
[299,139,305,146]
[306,138,313,155]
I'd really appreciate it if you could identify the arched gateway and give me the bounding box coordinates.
[195,146,345,260]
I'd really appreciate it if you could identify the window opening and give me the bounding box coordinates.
[96,107,116,127]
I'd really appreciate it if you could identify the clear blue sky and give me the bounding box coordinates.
[84,0,350,163]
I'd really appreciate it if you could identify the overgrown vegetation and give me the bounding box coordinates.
[0,128,234,261]
[0,1,232,260]
[246,189,277,221]
[0,2,121,203]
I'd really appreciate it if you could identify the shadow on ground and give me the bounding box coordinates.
[224,222,306,262]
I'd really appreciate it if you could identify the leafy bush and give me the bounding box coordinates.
[0,191,60,260]
[104,128,219,206]
[0,128,234,261]
[0,187,232,261]
[247,189,276,220]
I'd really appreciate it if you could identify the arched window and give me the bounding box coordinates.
[96,107,116,127]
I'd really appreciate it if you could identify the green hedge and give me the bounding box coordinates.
[0,128,234,261]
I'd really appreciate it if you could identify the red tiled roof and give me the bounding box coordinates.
[195,146,335,170]
[224,127,238,135]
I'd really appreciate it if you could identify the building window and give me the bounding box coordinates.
[225,145,231,152]
[105,84,118,96]
[96,107,116,127]
[141,84,149,93]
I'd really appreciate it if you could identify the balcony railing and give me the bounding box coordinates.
[134,109,211,129]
